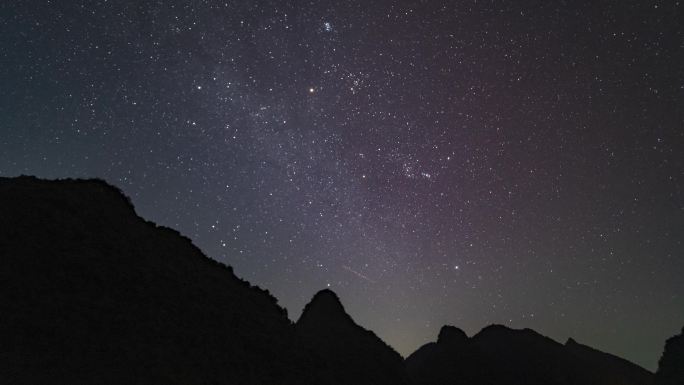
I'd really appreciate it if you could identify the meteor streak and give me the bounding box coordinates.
[342,265,376,284]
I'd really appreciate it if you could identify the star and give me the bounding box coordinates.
[3,1,681,371]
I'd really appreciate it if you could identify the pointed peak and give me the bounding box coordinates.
[566,337,578,346]
[307,288,344,310]
[297,289,350,324]
[437,325,468,345]
[311,288,342,303]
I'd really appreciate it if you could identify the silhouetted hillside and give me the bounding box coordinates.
[0,176,663,385]
[405,325,480,384]
[655,327,684,385]
[406,324,653,385]
[564,337,654,385]
[296,289,411,385]
[0,176,315,384]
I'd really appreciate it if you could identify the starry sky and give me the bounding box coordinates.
[2,0,683,371]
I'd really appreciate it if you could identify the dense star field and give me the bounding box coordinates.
[1,0,682,370]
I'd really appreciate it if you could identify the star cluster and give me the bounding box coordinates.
[1,0,682,370]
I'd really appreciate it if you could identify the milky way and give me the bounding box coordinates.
[1,0,683,370]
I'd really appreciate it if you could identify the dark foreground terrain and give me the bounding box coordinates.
[0,176,679,384]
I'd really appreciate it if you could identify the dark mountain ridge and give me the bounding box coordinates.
[406,323,654,385]
[655,327,684,385]
[296,288,411,385]
[0,176,310,384]
[0,176,409,384]
[0,176,673,384]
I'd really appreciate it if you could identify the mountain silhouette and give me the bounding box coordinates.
[564,337,655,385]
[296,289,411,385]
[0,176,664,384]
[655,327,684,385]
[0,176,313,384]
[406,324,653,385]
[405,325,478,384]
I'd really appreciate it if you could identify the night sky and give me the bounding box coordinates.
[2,0,683,371]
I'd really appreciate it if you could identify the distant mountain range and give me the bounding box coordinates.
[1,176,680,384]
[406,324,653,385]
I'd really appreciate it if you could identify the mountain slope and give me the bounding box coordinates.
[405,325,479,384]
[565,337,654,385]
[0,176,313,384]
[296,289,411,385]
[0,176,664,385]
[655,327,684,385]
[406,324,653,385]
